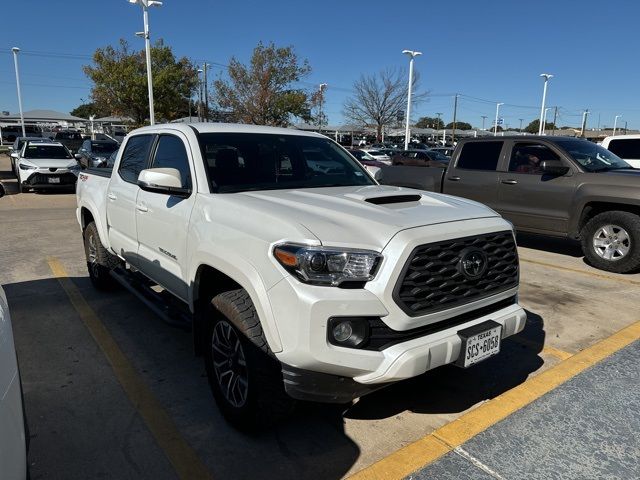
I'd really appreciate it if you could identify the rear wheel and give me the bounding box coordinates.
[204,289,294,430]
[580,211,640,273]
[83,222,120,289]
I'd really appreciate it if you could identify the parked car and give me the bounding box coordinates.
[392,149,449,167]
[430,147,455,157]
[601,135,640,168]
[16,141,80,192]
[8,137,47,174]
[379,136,640,273]
[1,124,42,144]
[0,285,29,480]
[361,148,391,165]
[75,139,120,169]
[76,123,526,430]
[347,149,388,177]
[52,131,84,154]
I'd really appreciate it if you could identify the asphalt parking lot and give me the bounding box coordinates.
[1,152,639,480]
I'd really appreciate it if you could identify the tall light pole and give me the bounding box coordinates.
[518,118,524,132]
[129,0,163,125]
[402,49,422,150]
[538,73,553,135]
[481,115,487,130]
[203,63,210,122]
[613,115,621,136]
[197,68,203,121]
[580,109,590,138]
[11,47,26,137]
[494,103,504,136]
[317,83,327,129]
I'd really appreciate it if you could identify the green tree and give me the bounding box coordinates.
[445,121,472,130]
[524,119,557,134]
[83,39,198,124]
[416,116,444,129]
[213,42,314,126]
[70,102,107,119]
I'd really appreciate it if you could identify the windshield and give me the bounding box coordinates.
[555,139,631,172]
[429,151,450,162]
[91,142,119,154]
[198,133,376,193]
[23,145,72,159]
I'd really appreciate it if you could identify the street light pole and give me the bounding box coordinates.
[543,107,552,135]
[538,73,553,135]
[203,63,210,122]
[11,47,26,137]
[197,68,203,121]
[613,115,621,136]
[481,115,487,130]
[318,83,327,129]
[402,50,422,150]
[518,118,524,132]
[494,103,504,136]
[580,109,590,138]
[130,0,163,125]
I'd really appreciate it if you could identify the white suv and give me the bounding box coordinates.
[16,141,80,192]
[601,135,640,168]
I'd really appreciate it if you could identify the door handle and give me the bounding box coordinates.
[501,179,518,185]
[136,204,148,213]
[107,192,117,201]
[448,176,461,181]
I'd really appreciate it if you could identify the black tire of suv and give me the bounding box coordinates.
[580,211,640,273]
[83,222,120,289]
[204,289,294,430]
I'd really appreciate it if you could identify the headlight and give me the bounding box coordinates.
[19,162,37,170]
[274,244,381,286]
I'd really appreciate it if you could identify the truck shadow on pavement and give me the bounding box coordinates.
[516,232,583,258]
[6,274,549,480]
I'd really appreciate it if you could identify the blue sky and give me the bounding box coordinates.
[1,0,639,130]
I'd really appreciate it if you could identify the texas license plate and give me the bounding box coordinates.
[48,177,60,184]
[456,320,502,368]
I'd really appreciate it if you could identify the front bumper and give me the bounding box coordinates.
[21,170,78,189]
[268,218,527,399]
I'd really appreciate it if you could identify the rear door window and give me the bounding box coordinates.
[456,141,503,170]
[118,135,154,184]
[607,139,640,160]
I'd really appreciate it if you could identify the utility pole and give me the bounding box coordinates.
[203,63,210,122]
[317,83,327,129]
[580,109,589,137]
[435,112,443,129]
[481,115,487,130]
[451,94,459,143]
[552,106,558,135]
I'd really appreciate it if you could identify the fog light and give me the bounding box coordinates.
[328,317,370,348]
[332,321,353,342]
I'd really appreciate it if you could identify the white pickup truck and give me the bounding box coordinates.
[76,123,526,429]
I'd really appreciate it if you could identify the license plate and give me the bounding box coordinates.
[456,320,502,368]
[48,177,60,184]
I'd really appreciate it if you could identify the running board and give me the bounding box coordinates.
[110,267,191,330]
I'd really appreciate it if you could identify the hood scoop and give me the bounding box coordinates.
[365,194,422,205]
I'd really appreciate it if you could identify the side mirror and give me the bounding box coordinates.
[10,152,19,159]
[74,154,82,160]
[540,160,570,175]
[137,168,191,198]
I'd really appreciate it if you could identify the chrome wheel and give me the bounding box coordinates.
[87,233,100,277]
[592,224,630,261]
[211,320,248,408]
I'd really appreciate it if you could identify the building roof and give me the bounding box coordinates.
[94,115,135,123]
[0,109,87,122]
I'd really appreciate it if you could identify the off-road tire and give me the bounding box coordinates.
[204,289,294,430]
[580,211,640,273]
[83,222,121,289]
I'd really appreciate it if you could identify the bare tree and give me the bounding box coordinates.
[343,68,426,141]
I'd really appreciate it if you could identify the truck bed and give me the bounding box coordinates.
[377,165,446,192]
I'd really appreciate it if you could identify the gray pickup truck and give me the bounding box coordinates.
[379,136,640,273]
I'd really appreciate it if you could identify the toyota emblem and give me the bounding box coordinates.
[459,249,488,279]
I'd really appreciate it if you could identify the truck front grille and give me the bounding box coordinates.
[393,231,518,316]
[26,173,77,186]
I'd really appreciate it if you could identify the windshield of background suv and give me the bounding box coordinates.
[91,142,119,154]
[556,139,631,172]
[198,133,376,193]
[23,144,72,159]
